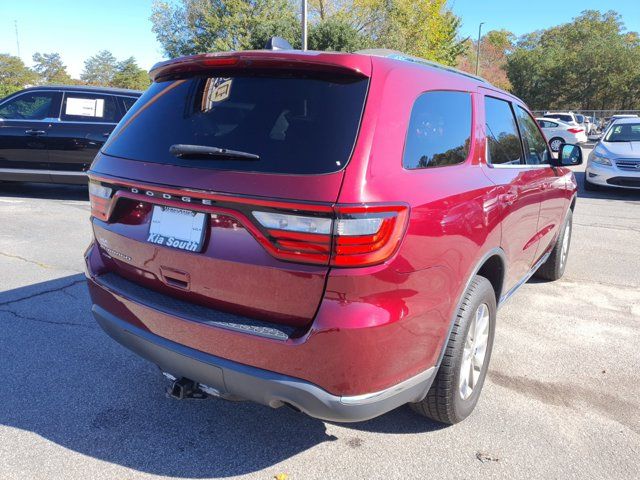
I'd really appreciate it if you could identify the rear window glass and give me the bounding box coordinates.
[103,74,369,175]
[402,91,472,169]
[546,114,572,123]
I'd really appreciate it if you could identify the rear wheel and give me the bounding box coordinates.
[534,209,573,281]
[410,276,496,424]
[549,137,565,152]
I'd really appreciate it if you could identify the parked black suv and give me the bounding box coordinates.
[0,86,142,184]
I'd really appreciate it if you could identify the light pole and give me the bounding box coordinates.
[475,22,485,76]
[302,0,308,51]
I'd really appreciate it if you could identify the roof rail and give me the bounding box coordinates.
[355,48,488,84]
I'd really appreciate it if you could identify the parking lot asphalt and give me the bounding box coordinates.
[1,145,639,480]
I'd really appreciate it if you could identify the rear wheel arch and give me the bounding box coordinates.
[476,254,506,305]
[434,248,506,369]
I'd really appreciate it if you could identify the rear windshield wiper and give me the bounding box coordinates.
[169,144,260,160]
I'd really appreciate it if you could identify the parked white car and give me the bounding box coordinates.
[585,118,640,191]
[536,118,588,152]
[543,111,579,126]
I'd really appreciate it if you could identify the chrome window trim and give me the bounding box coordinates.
[487,162,551,170]
[0,117,118,126]
[485,140,551,170]
[0,168,86,176]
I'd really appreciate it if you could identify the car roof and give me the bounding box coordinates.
[610,117,640,125]
[19,85,143,96]
[355,48,488,84]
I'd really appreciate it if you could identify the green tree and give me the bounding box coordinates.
[457,29,514,90]
[150,0,465,63]
[32,52,72,85]
[507,10,640,110]
[309,15,372,51]
[81,50,118,86]
[357,0,466,66]
[151,0,300,56]
[111,57,150,90]
[0,54,37,98]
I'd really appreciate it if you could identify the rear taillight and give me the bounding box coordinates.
[567,128,583,134]
[252,204,409,267]
[332,205,409,266]
[89,181,113,220]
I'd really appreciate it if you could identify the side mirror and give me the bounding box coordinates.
[553,143,583,166]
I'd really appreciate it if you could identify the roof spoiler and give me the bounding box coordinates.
[149,51,371,82]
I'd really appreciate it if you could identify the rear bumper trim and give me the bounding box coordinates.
[0,167,86,175]
[94,272,296,341]
[92,304,436,422]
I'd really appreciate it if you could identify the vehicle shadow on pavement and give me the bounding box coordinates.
[0,275,442,478]
[0,182,88,201]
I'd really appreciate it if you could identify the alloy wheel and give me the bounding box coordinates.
[459,303,490,400]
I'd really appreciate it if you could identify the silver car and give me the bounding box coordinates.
[585,118,640,190]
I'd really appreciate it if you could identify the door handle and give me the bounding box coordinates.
[25,129,46,136]
[102,132,110,137]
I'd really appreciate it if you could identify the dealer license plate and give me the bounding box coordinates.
[147,206,206,252]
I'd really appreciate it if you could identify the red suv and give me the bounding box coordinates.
[85,49,582,424]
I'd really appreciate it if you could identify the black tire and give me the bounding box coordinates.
[534,209,573,281]
[548,137,565,152]
[583,176,599,191]
[410,275,496,424]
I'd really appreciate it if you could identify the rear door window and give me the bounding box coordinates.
[402,91,472,169]
[61,93,119,123]
[485,97,523,166]
[103,74,369,175]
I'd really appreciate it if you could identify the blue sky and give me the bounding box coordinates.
[450,0,640,40]
[1,0,639,78]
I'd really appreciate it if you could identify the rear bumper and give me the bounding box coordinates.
[575,133,588,143]
[92,304,435,422]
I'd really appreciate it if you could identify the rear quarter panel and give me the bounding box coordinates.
[331,60,503,379]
